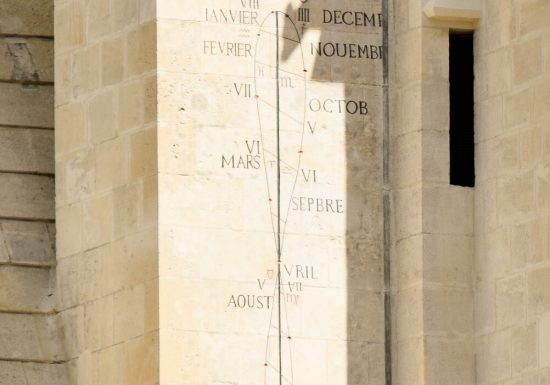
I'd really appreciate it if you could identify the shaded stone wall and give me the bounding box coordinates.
[391,2,475,385]
[0,0,67,383]
[54,0,158,383]
[474,1,550,383]
[391,1,550,385]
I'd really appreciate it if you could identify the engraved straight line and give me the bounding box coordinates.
[255,60,306,79]
[279,271,295,385]
[257,28,300,44]
[257,98,304,127]
[271,212,287,223]
[255,73,304,84]
[277,13,308,278]
[268,324,290,338]
[265,361,294,385]
[255,12,283,267]
[275,12,283,385]
[263,149,299,172]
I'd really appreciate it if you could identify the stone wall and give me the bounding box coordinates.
[156,1,386,384]
[54,0,158,383]
[391,1,476,384]
[474,1,550,384]
[42,0,550,384]
[0,0,67,384]
[391,1,550,385]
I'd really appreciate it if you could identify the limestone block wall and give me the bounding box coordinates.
[54,0,158,383]
[474,1,550,384]
[391,1,476,385]
[156,0,386,384]
[0,0,67,383]
[392,1,550,384]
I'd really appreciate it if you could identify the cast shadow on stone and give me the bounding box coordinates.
[282,2,385,384]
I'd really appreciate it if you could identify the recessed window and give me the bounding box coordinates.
[449,32,475,187]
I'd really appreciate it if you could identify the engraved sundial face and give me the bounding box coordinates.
[254,10,307,385]
[180,1,385,384]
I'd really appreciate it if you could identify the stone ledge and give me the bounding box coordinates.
[424,0,481,22]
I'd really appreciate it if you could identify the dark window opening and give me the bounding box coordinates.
[449,32,475,187]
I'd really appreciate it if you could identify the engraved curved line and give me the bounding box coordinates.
[263,149,299,172]
[254,11,280,253]
[279,12,308,260]
[265,361,294,385]
[280,272,295,384]
[255,28,301,44]
[256,98,304,127]
[255,60,306,79]
[255,11,307,385]
[254,12,286,385]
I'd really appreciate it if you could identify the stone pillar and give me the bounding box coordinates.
[155,1,385,384]
[56,0,384,384]
[391,1,475,384]
[54,0,158,383]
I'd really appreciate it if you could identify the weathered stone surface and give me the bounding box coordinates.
[127,22,156,77]
[0,313,63,361]
[71,45,100,98]
[0,265,55,312]
[423,186,474,235]
[424,337,475,385]
[0,0,53,36]
[0,174,54,220]
[0,220,55,266]
[476,331,512,383]
[496,275,525,329]
[88,90,117,144]
[0,84,53,128]
[528,267,550,315]
[512,323,538,374]
[0,38,54,83]
[55,101,86,156]
[101,37,124,86]
[0,362,68,385]
[513,37,542,85]
[0,127,54,174]
[54,1,84,53]
[0,361,26,385]
[21,363,69,385]
[541,312,550,368]
[424,286,473,335]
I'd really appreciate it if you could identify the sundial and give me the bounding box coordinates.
[179,1,385,384]
[254,10,307,385]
